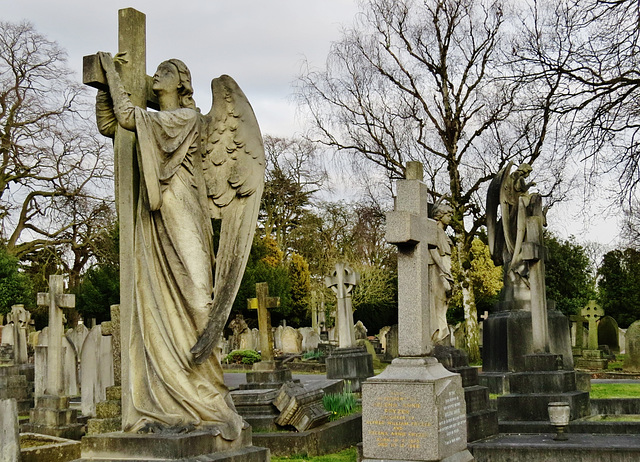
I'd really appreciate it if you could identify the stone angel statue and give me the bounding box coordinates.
[487,161,546,308]
[95,52,264,438]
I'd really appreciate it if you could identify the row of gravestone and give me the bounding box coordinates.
[12,323,114,418]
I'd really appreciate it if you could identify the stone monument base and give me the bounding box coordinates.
[434,345,498,442]
[496,354,590,422]
[575,349,608,371]
[23,395,83,440]
[231,388,280,431]
[326,346,374,392]
[241,361,293,390]
[0,364,32,414]
[361,357,473,462]
[482,308,573,372]
[74,424,270,461]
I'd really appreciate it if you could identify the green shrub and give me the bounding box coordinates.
[302,350,324,361]
[322,382,360,421]
[224,349,261,365]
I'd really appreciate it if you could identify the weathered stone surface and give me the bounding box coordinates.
[20,433,81,462]
[281,326,303,354]
[624,320,640,372]
[598,315,620,354]
[81,325,114,417]
[482,309,573,372]
[362,357,471,462]
[1,398,20,462]
[325,346,373,392]
[5,304,31,364]
[273,382,330,431]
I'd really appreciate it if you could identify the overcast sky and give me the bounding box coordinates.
[1,0,623,247]
[2,0,360,136]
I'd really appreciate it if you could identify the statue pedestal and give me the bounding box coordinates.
[73,425,269,461]
[496,353,590,428]
[482,308,573,374]
[326,346,373,392]
[361,357,473,462]
[241,361,292,390]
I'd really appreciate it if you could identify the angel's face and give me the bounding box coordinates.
[153,62,180,94]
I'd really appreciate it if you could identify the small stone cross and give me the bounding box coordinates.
[101,305,121,386]
[581,300,604,350]
[6,304,31,364]
[325,263,360,349]
[386,161,439,356]
[248,282,280,361]
[37,275,75,396]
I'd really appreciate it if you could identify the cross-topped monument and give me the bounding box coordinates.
[83,8,157,424]
[37,275,75,396]
[582,300,605,350]
[325,262,360,349]
[385,161,440,357]
[248,282,280,362]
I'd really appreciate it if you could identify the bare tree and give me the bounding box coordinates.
[0,21,113,275]
[260,135,327,253]
[297,0,572,360]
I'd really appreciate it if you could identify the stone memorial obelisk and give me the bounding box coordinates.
[361,162,472,462]
[325,262,373,392]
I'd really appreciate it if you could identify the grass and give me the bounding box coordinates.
[590,383,640,399]
[587,414,640,422]
[271,447,357,462]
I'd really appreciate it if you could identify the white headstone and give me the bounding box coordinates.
[66,324,90,359]
[281,326,303,354]
[299,327,321,351]
[274,325,284,350]
[81,325,114,417]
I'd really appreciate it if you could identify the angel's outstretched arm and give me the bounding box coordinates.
[97,51,136,131]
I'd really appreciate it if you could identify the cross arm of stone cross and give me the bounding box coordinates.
[83,54,159,110]
[581,301,604,320]
[325,263,360,299]
[37,292,75,309]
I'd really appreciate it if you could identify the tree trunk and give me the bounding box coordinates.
[456,241,481,363]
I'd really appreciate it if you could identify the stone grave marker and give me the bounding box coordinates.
[624,320,640,372]
[598,315,620,354]
[281,326,303,354]
[274,325,283,350]
[325,262,359,348]
[576,300,608,370]
[81,325,114,417]
[362,161,472,462]
[248,282,280,362]
[66,323,90,360]
[0,398,20,462]
[299,327,321,351]
[378,326,390,353]
[24,274,82,439]
[5,304,31,364]
[354,320,367,340]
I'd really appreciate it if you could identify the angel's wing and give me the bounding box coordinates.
[191,75,265,364]
[486,162,512,267]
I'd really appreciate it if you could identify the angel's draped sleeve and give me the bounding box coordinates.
[133,107,199,211]
[96,90,117,139]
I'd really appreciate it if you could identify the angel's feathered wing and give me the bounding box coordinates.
[191,75,265,364]
[486,162,512,267]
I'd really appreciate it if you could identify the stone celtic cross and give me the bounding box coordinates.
[248,282,280,361]
[581,300,605,350]
[386,161,439,356]
[37,275,75,396]
[325,262,359,349]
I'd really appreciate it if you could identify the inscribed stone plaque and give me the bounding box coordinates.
[362,377,466,461]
